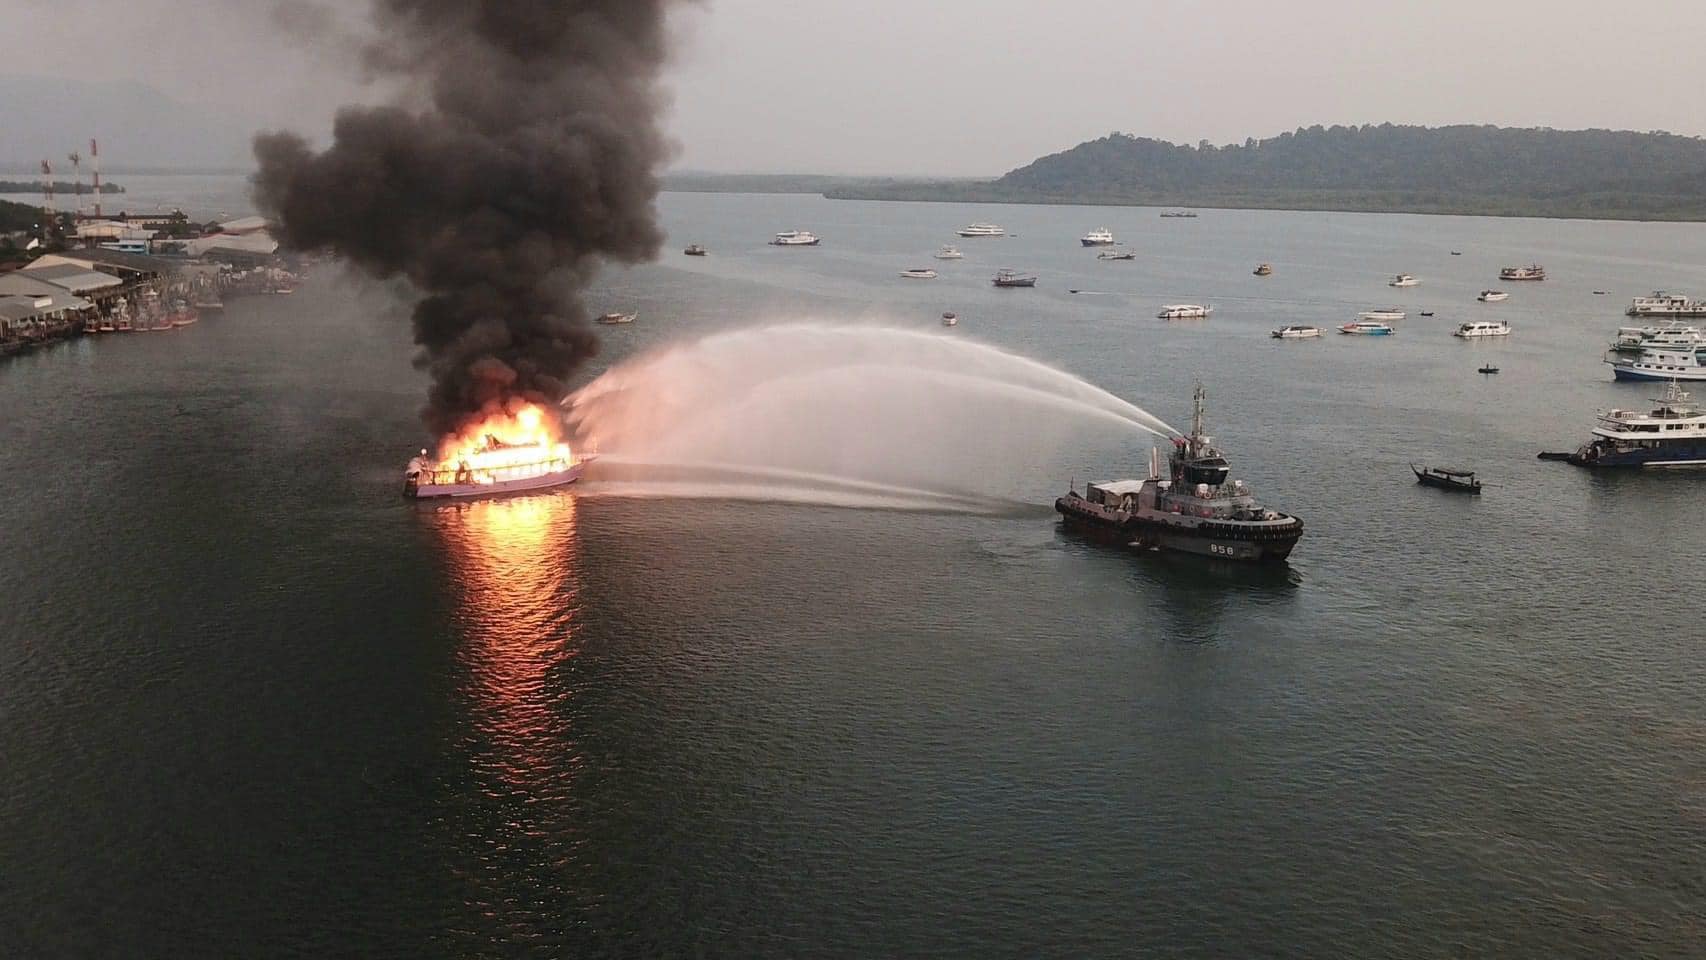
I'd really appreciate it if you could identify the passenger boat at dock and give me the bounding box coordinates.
[1055,384,1303,563]
[1551,380,1706,468]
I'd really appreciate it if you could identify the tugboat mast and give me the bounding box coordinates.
[1191,382,1208,441]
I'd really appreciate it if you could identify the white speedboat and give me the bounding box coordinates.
[1389,274,1420,287]
[1271,325,1321,339]
[595,312,635,324]
[770,230,820,246]
[1478,290,1509,302]
[1157,304,1211,320]
[933,245,964,259]
[957,223,1005,237]
[1079,227,1115,246]
[1340,320,1395,335]
[1627,291,1706,318]
[1454,320,1511,338]
[900,268,938,279]
[1357,308,1406,322]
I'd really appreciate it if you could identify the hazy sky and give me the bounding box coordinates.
[9,0,1706,176]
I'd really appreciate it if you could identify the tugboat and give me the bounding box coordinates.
[1055,384,1304,563]
[1550,380,1706,468]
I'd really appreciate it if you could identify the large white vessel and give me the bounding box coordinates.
[1388,274,1420,287]
[1357,308,1406,322]
[1157,304,1212,320]
[957,223,1005,237]
[1080,227,1115,246]
[1605,340,1706,381]
[1611,322,1704,354]
[770,230,820,246]
[1627,291,1706,318]
[1454,320,1511,338]
[1500,264,1546,281]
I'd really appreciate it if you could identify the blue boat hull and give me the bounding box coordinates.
[1571,440,1706,467]
[1611,366,1706,382]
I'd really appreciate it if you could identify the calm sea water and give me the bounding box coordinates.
[3,187,1704,958]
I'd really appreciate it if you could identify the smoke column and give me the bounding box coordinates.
[253,1,682,435]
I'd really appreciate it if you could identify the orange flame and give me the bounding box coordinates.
[429,400,575,484]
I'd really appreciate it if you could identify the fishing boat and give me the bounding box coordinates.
[1157,304,1211,320]
[595,312,636,325]
[1389,274,1420,287]
[1340,320,1395,336]
[941,312,958,327]
[1097,250,1136,261]
[1080,227,1116,246]
[900,268,938,279]
[1411,464,1482,493]
[1477,290,1509,302]
[683,244,707,256]
[957,223,1005,237]
[1253,263,1273,276]
[1552,380,1706,467]
[1500,264,1546,281]
[1270,325,1321,339]
[992,269,1037,288]
[933,245,964,259]
[770,230,820,246]
[1454,320,1510,338]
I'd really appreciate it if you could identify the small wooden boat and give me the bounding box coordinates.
[1450,251,1463,256]
[1411,463,1482,493]
[1478,364,1500,374]
[1419,310,1434,317]
[1593,290,1608,295]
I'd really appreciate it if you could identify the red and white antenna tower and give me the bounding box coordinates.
[91,139,103,219]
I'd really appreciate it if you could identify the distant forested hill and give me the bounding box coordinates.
[825,124,1706,220]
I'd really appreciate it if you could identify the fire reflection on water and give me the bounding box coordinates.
[437,492,583,793]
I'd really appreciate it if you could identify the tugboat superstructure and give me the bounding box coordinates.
[1055,384,1303,562]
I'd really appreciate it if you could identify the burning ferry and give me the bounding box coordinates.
[404,403,588,499]
[1055,384,1303,563]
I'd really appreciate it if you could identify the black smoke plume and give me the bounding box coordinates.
[253,0,680,436]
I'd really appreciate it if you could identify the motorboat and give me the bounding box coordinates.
[1555,380,1706,467]
[1454,320,1511,338]
[1477,290,1509,302]
[1411,464,1482,493]
[770,230,820,246]
[957,223,1005,237]
[941,312,958,327]
[683,244,707,256]
[1605,340,1706,381]
[1340,320,1395,336]
[1389,274,1421,287]
[933,245,964,259]
[1626,292,1706,318]
[1097,250,1136,261]
[595,312,636,324]
[1253,263,1273,276]
[1270,325,1321,339]
[1157,304,1211,320]
[1079,227,1116,246]
[900,268,938,279]
[1357,308,1406,322]
[992,269,1037,288]
[1500,264,1545,281]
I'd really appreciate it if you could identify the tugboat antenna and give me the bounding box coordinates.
[1191,382,1207,441]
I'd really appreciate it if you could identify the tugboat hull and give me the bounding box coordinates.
[1055,496,1303,563]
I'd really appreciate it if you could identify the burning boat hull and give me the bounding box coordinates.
[405,460,587,499]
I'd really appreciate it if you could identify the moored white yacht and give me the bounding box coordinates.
[1611,322,1704,354]
[1454,320,1511,338]
[900,267,938,279]
[1271,325,1321,339]
[957,223,1005,237]
[1340,320,1395,335]
[1626,291,1706,318]
[1478,290,1509,302]
[770,230,820,246]
[933,245,964,259]
[1357,308,1406,322]
[1157,304,1211,320]
[1389,274,1420,287]
[1080,227,1115,246]
[1605,339,1706,381]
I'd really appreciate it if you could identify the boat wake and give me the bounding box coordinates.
[565,322,1177,511]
